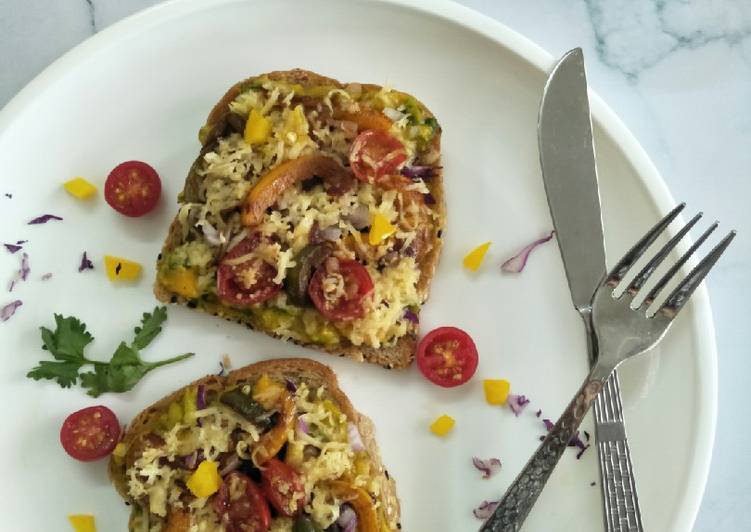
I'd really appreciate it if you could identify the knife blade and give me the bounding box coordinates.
[538,48,606,310]
[538,48,644,532]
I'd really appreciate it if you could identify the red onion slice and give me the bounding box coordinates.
[472,457,502,479]
[473,499,500,519]
[501,231,555,273]
[219,453,242,476]
[196,384,207,410]
[507,394,530,417]
[345,204,370,230]
[8,252,30,292]
[1,300,22,322]
[347,422,365,451]
[337,504,357,532]
[297,417,309,434]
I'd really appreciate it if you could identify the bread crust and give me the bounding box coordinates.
[156,69,445,369]
[110,358,400,529]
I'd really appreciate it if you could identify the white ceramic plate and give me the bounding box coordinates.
[0,1,716,530]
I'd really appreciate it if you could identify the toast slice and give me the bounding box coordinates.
[109,358,400,531]
[155,69,444,369]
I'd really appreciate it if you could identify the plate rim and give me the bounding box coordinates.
[0,0,717,530]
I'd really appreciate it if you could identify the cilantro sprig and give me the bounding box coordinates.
[27,306,193,397]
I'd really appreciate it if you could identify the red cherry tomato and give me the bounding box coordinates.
[416,327,479,388]
[217,234,282,306]
[308,258,374,321]
[104,160,161,217]
[213,472,270,532]
[259,458,306,516]
[60,405,121,461]
[349,130,407,184]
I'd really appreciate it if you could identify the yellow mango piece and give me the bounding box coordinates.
[63,177,97,200]
[253,374,284,409]
[430,414,455,437]
[463,241,492,272]
[161,267,199,298]
[186,460,221,498]
[483,379,511,405]
[68,515,96,532]
[369,213,396,246]
[111,442,127,465]
[244,109,272,145]
[104,255,142,282]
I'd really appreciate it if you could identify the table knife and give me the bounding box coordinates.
[538,47,644,532]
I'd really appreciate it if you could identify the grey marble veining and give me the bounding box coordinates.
[0,0,749,530]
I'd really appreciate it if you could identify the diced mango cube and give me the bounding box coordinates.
[111,442,127,465]
[430,414,455,437]
[161,267,198,298]
[483,379,511,405]
[63,177,97,200]
[253,374,284,409]
[186,460,221,498]
[369,213,396,246]
[244,109,272,145]
[68,514,96,532]
[463,241,492,272]
[104,255,142,282]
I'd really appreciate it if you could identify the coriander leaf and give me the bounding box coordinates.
[40,314,93,361]
[132,306,167,350]
[27,360,82,387]
[79,367,109,398]
[110,341,142,367]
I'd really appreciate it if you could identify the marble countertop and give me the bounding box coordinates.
[0,0,748,530]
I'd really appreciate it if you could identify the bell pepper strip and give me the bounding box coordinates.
[104,255,142,282]
[160,267,199,299]
[252,374,285,409]
[68,515,96,532]
[334,109,393,132]
[244,109,272,145]
[186,460,221,498]
[63,177,97,200]
[430,414,455,437]
[251,389,296,466]
[463,242,492,272]
[483,379,511,405]
[368,213,396,246]
[328,481,379,532]
[241,154,351,226]
[164,509,191,532]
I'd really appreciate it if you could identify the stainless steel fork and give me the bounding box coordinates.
[480,203,735,531]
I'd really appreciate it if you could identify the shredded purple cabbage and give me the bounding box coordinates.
[78,251,94,272]
[501,231,555,273]
[4,243,22,254]
[424,192,436,205]
[401,165,437,179]
[337,504,357,532]
[535,409,542,418]
[347,422,365,452]
[285,378,297,392]
[8,252,30,292]
[403,309,419,324]
[41,273,53,281]
[584,430,590,442]
[472,457,502,479]
[541,418,590,459]
[1,300,22,322]
[473,499,500,520]
[217,361,226,376]
[27,214,63,225]
[181,451,199,470]
[507,394,530,416]
[196,384,207,410]
[219,453,241,476]
[297,417,309,434]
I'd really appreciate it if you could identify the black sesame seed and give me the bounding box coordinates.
[115,262,122,275]
[170,296,177,303]
[437,229,443,238]
[187,301,197,309]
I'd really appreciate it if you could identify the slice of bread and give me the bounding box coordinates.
[110,358,401,531]
[155,70,445,369]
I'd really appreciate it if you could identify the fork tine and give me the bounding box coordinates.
[641,221,719,308]
[606,203,686,288]
[658,230,736,318]
[627,212,703,295]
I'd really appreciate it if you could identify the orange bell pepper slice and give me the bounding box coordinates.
[251,389,295,466]
[328,480,379,532]
[334,109,393,132]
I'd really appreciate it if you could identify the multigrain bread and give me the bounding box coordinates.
[155,70,445,369]
[109,358,400,531]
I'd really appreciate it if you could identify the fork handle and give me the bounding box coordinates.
[479,364,612,532]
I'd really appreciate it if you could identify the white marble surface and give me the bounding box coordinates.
[0,0,748,530]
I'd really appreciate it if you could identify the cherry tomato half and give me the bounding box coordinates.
[260,458,306,516]
[416,327,479,388]
[308,258,374,321]
[213,471,271,532]
[217,234,282,306]
[60,405,121,461]
[349,130,408,184]
[104,160,161,217]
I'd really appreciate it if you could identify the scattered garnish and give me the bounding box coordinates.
[507,394,530,416]
[104,255,141,282]
[28,214,63,225]
[472,457,502,479]
[27,306,194,396]
[501,231,554,273]
[417,326,479,388]
[4,243,22,253]
[1,300,22,322]
[60,405,120,461]
[186,460,222,498]
[4,193,11,199]
[79,251,94,272]
[541,418,590,459]
[473,499,500,520]
[368,212,396,245]
[535,409,542,418]
[104,161,161,217]
[483,379,510,405]
[584,430,590,441]
[403,309,419,324]
[590,481,596,487]
[41,273,53,281]
[463,241,492,272]
[67,514,97,532]
[401,165,436,179]
[8,252,30,292]
[63,177,97,200]
[430,414,455,437]
[347,422,365,452]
